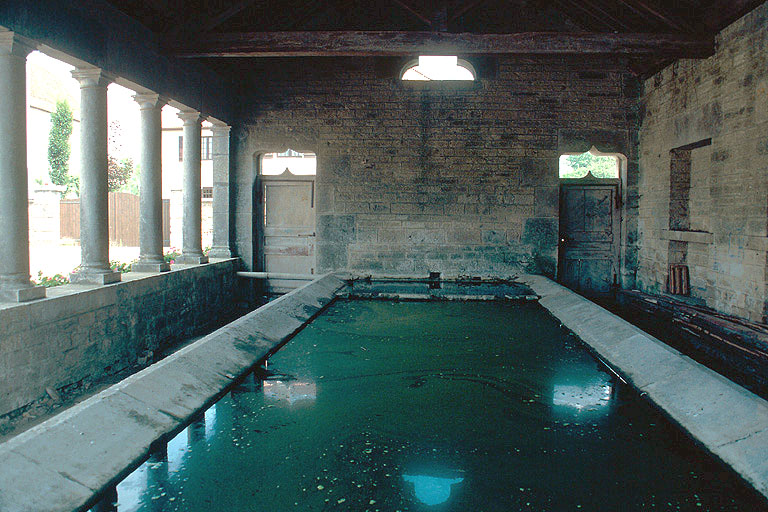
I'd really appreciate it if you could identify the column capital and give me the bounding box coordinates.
[177,109,203,125]
[0,31,35,58]
[71,67,113,88]
[133,92,167,110]
[211,123,231,135]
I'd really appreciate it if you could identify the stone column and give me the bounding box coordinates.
[131,93,170,272]
[175,110,208,264]
[208,123,233,258]
[70,67,121,284]
[0,32,45,302]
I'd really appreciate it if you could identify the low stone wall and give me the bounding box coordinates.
[0,259,239,418]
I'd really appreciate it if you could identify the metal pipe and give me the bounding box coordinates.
[237,271,317,280]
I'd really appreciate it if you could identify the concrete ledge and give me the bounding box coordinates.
[520,274,768,501]
[0,273,345,512]
[661,229,713,244]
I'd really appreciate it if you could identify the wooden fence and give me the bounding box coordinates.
[61,192,171,247]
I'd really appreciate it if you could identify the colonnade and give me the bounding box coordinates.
[0,30,232,301]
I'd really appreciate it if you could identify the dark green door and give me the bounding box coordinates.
[558,182,620,296]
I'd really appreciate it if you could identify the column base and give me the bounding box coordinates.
[0,284,46,303]
[131,260,171,273]
[175,254,209,265]
[207,247,233,259]
[70,270,122,285]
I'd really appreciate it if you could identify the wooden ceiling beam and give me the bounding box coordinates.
[547,0,603,31]
[163,30,715,58]
[619,0,696,33]
[554,0,622,32]
[702,0,765,31]
[392,0,433,26]
[138,0,182,21]
[613,0,660,29]
[201,0,262,32]
[575,0,634,31]
[284,0,327,30]
[448,0,491,22]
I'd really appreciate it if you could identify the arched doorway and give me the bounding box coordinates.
[258,149,317,293]
[558,147,624,296]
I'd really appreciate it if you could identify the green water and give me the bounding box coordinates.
[115,300,768,511]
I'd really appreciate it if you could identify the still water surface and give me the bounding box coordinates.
[115,300,768,511]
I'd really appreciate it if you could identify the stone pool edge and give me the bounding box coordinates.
[520,274,768,501]
[0,273,346,512]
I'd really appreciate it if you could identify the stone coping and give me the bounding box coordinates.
[0,258,238,311]
[0,273,345,512]
[661,229,714,245]
[520,274,768,501]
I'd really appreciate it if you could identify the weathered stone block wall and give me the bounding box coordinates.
[0,260,238,417]
[637,3,768,321]
[233,57,639,279]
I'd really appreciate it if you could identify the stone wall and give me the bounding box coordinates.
[0,260,238,417]
[637,3,768,321]
[233,56,639,279]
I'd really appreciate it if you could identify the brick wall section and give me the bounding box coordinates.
[233,56,639,280]
[0,260,238,417]
[637,2,768,321]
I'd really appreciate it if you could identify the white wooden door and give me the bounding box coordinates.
[261,177,315,293]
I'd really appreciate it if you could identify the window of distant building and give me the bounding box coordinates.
[178,135,214,161]
[401,56,475,81]
[201,136,212,160]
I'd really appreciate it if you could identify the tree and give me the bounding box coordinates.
[562,152,618,179]
[107,120,135,191]
[47,100,73,191]
[108,156,135,191]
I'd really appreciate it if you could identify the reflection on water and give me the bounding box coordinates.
[167,426,188,474]
[403,473,464,505]
[263,379,316,404]
[553,381,613,411]
[204,405,216,441]
[553,382,612,410]
[108,301,768,512]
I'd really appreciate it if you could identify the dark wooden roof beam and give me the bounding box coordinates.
[702,0,766,32]
[547,0,604,31]
[576,0,635,31]
[392,0,433,26]
[449,0,492,22]
[164,30,715,58]
[619,0,697,33]
[285,0,328,30]
[201,0,262,32]
[555,0,624,31]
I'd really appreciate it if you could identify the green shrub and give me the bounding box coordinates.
[34,271,70,288]
[164,248,181,264]
[110,260,134,273]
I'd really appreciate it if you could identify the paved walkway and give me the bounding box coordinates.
[29,243,140,278]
